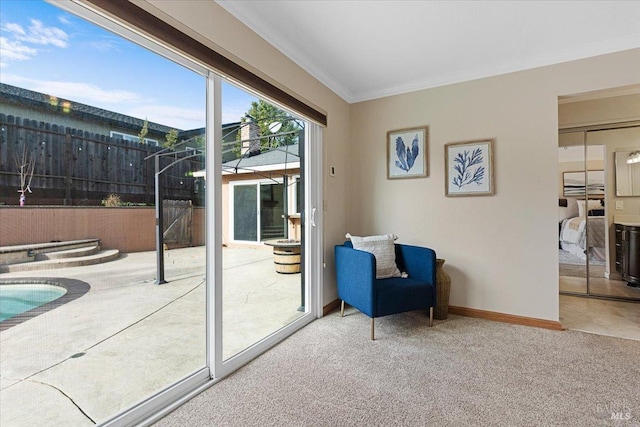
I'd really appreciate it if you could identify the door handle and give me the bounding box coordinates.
[311,207,316,227]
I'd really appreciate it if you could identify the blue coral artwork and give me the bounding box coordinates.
[446,139,494,196]
[387,126,428,179]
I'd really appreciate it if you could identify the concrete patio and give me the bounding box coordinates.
[0,246,302,426]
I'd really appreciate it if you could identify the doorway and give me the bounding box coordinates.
[557,90,640,340]
[558,127,640,301]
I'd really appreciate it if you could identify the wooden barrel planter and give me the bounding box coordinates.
[273,246,301,274]
[263,240,301,274]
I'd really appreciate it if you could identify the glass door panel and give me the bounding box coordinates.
[234,184,258,241]
[585,145,607,294]
[585,128,640,300]
[260,183,286,241]
[558,132,587,295]
[221,82,307,362]
[0,2,208,425]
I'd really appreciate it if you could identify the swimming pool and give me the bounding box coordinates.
[0,284,67,322]
[0,278,90,330]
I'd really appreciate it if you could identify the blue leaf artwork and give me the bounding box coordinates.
[394,134,419,172]
[452,148,485,189]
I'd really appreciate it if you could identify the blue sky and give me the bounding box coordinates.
[0,0,257,130]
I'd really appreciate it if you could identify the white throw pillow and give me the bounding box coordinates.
[577,199,601,217]
[346,233,402,279]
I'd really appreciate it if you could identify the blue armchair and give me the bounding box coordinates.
[335,241,437,340]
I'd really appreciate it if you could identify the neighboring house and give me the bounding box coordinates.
[194,142,302,246]
[223,143,301,245]
[0,83,246,205]
[0,83,177,146]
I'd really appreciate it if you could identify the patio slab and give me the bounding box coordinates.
[0,246,301,426]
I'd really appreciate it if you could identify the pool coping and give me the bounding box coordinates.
[0,278,91,331]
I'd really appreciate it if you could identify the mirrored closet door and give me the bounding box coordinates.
[559,125,640,301]
[558,131,588,295]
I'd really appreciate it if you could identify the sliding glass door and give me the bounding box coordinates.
[0,2,323,426]
[217,79,319,368]
[231,181,287,243]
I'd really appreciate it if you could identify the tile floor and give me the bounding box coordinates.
[559,293,640,341]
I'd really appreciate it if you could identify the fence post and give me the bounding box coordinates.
[64,131,73,205]
[155,154,166,284]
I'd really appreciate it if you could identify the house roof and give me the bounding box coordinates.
[222,144,300,174]
[0,82,178,135]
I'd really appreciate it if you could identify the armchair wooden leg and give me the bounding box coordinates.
[429,307,433,327]
[371,318,375,341]
[340,300,345,317]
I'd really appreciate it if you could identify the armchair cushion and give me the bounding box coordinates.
[346,233,401,279]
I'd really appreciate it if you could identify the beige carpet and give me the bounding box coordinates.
[156,311,640,426]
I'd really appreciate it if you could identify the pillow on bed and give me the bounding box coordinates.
[346,233,402,279]
[577,199,602,217]
[565,198,580,218]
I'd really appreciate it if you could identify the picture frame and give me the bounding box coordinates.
[387,126,428,179]
[563,170,605,197]
[445,139,494,197]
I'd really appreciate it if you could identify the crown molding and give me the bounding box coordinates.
[217,1,640,105]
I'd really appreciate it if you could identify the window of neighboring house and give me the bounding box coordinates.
[110,131,159,146]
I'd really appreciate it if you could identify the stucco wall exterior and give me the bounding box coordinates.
[0,206,205,253]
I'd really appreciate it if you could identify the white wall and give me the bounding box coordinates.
[349,49,640,321]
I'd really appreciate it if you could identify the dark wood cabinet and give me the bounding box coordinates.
[616,223,640,286]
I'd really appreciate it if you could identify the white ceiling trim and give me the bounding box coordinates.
[217,1,640,104]
[355,34,640,103]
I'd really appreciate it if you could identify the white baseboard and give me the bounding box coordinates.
[605,271,623,280]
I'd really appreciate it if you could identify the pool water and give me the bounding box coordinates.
[0,284,67,322]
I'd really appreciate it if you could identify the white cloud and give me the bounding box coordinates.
[127,105,205,131]
[57,15,72,26]
[17,19,69,48]
[3,22,26,36]
[88,39,119,52]
[221,102,252,124]
[0,36,37,62]
[1,74,146,104]
[0,19,68,66]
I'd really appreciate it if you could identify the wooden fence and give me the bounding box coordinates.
[0,114,205,206]
[163,200,193,248]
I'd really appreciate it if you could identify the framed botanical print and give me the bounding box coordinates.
[387,126,428,179]
[445,139,495,196]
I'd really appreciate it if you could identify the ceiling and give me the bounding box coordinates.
[216,1,640,104]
